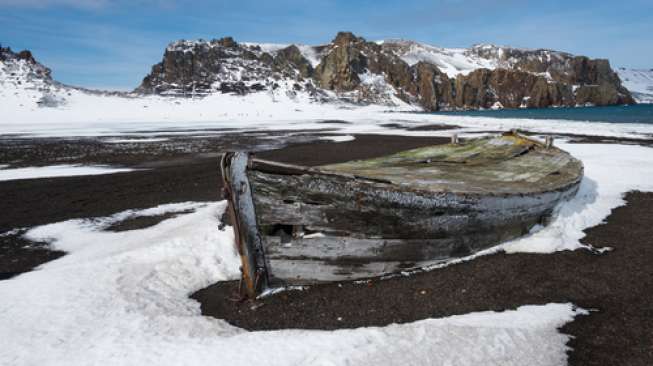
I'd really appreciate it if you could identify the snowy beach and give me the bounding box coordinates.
[3,0,653,362]
[1,111,653,365]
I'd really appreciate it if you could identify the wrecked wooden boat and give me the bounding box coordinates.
[221,132,583,297]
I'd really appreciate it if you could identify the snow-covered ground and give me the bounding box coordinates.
[617,68,653,103]
[104,137,170,144]
[2,87,653,140]
[2,140,653,365]
[0,164,134,181]
[0,202,584,366]
[319,134,356,142]
[497,141,653,253]
[2,48,653,363]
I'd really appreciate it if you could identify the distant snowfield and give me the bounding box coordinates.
[3,142,653,365]
[2,89,653,140]
[0,164,134,181]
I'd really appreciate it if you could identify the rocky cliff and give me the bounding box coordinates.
[0,45,68,107]
[1,46,54,87]
[135,37,325,99]
[138,32,635,110]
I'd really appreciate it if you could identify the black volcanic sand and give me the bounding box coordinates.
[2,130,652,365]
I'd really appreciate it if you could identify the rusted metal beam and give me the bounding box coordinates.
[220,152,269,298]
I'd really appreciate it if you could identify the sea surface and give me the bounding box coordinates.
[430,104,653,124]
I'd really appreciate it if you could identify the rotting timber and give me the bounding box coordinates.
[220,131,583,298]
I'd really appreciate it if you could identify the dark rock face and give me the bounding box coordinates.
[136,32,635,109]
[310,34,634,109]
[451,69,572,109]
[314,32,413,94]
[313,32,368,91]
[136,37,316,96]
[272,45,313,79]
[411,62,454,110]
[458,46,635,108]
[16,50,36,64]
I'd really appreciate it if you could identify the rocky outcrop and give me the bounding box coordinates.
[1,45,52,80]
[451,69,574,109]
[314,32,413,93]
[136,37,318,96]
[0,46,69,108]
[411,62,454,110]
[137,32,636,109]
[309,33,634,109]
[458,45,634,107]
[1,45,134,109]
[272,45,313,79]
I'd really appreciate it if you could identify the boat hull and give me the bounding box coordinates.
[248,162,580,285]
[221,138,583,294]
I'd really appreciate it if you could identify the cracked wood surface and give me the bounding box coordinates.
[227,133,583,288]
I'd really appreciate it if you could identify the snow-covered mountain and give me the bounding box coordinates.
[617,68,653,103]
[138,32,635,111]
[1,43,410,129]
[0,45,133,111]
[0,46,70,108]
[0,33,639,116]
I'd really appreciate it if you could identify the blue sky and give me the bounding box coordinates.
[1,0,651,90]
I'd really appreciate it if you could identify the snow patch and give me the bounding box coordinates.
[501,141,653,253]
[393,41,497,78]
[1,201,584,365]
[0,164,135,182]
[104,137,170,143]
[617,68,653,103]
[320,135,356,142]
[490,101,504,110]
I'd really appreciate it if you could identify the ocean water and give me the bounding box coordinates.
[430,104,653,124]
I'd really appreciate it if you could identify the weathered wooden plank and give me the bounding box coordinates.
[267,259,411,284]
[222,132,584,294]
[249,168,579,239]
[220,152,268,297]
[315,134,583,194]
[263,216,542,285]
[264,225,522,262]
